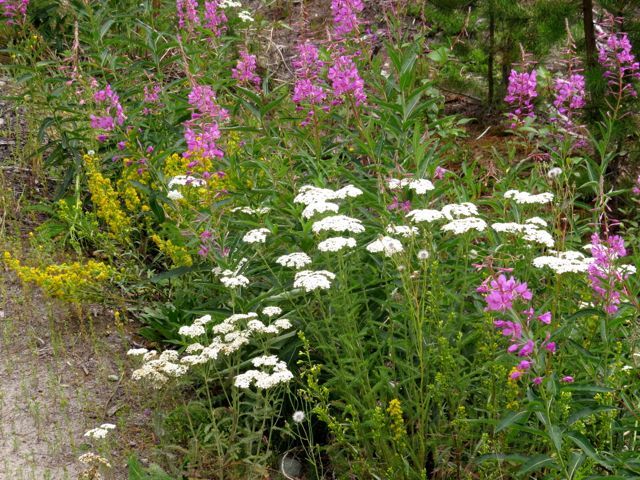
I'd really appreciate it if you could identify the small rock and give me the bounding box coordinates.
[107,374,119,382]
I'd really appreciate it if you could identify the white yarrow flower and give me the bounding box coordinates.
[441,217,487,235]
[167,189,184,200]
[238,9,254,21]
[127,348,149,357]
[366,236,404,256]
[504,189,554,204]
[168,175,206,188]
[293,270,336,292]
[441,202,478,220]
[312,215,365,234]
[386,224,419,238]
[262,306,283,317]
[243,228,270,244]
[276,252,312,269]
[220,273,250,288]
[302,201,340,219]
[178,324,206,338]
[334,184,363,199]
[317,236,357,252]
[407,179,435,194]
[406,209,444,223]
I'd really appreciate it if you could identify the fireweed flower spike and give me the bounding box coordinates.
[331,0,363,38]
[587,233,632,315]
[328,55,367,106]
[597,17,640,101]
[479,274,565,384]
[204,0,227,37]
[232,51,261,88]
[176,0,200,32]
[504,68,537,128]
[1,0,28,24]
[90,84,126,140]
[292,42,327,126]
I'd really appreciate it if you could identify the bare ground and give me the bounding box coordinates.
[0,265,147,479]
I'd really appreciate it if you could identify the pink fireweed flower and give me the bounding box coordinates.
[479,274,532,312]
[561,376,574,383]
[177,0,200,31]
[553,74,586,115]
[232,51,261,88]
[504,69,537,127]
[633,175,640,195]
[597,21,640,99]
[518,339,535,357]
[434,166,448,179]
[144,83,161,103]
[292,42,327,125]
[328,55,367,106]
[532,376,543,385]
[0,0,28,24]
[544,341,557,353]
[188,85,229,121]
[183,83,228,159]
[203,0,227,37]
[387,196,411,212]
[537,312,552,325]
[493,320,522,341]
[587,233,630,315]
[331,0,364,38]
[90,84,126,139]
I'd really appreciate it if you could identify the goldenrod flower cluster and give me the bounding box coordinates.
[386,398,407,443]
[3,251,113,303]
[150,234,193,267]
[84,154,131,238]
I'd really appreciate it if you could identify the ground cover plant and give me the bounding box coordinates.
[1,0,640,478]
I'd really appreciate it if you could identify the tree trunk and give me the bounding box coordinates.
[583,0,596,66]
[488,10,495,106]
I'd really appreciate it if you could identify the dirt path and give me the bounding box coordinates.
[0,268,140,479]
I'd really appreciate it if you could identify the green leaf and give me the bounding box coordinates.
[517,454,558,476]
[496,410,529,433]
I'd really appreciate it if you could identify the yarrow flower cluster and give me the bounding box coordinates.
[243,228,270,244]
[234,355,293,389]
[131,311,294,389]
[504,69,537,127]
[312,215,365,234]
[366,236,404,256]
[504,189,554,205]
[533,250,593,274]
[492,218,554,248]
[441,217,487,235]
[293,270,336,292]
[84,423,116,440]
[330,0,363,37]
[232,51,261,88]
[387,178,435,195]
[317,236,357,252]
[276,252,312,269]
